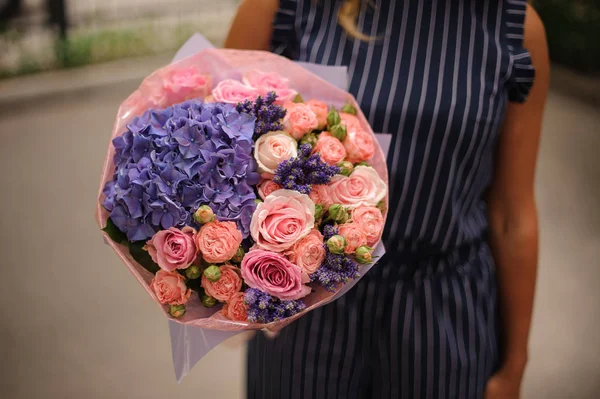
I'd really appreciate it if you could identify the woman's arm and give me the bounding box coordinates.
[224,0,279,50]
[485,4,549,398]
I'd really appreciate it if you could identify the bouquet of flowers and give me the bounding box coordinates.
[96,49,388,331]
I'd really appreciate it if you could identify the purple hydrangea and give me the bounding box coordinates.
[273,144,340,194]
[236,92,286,137]
[103,99,258,241]
[244,288,307,323]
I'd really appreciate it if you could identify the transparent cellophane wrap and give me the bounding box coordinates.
[96,48,389,332]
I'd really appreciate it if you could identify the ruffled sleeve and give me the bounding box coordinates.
[271,0,298,59]
[504,0,535,103]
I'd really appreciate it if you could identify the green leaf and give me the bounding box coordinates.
[129,241,160,274]
[102,218,127,244]
[292,93,304,103]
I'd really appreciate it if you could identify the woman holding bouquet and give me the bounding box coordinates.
[226,0,548,397]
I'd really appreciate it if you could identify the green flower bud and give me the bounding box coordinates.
[232,246,245,263]
[254,198,263,206]
[355,246,374,264]
[355,161,370,168]
[327,235,347,255]
[329,124,347,141]
[341,103,357,115]
[293,93,304,103]
[193,205,215,224]
[337,161,354,176]
[327,108,341,127]
[169,304,186,318]
[203,265,221,282]
[328,204,349,224]
[314,204,324,221]
[200,294,217,308]
[376,200,387,214]
[185,265,202,280]
[300,133,318,147]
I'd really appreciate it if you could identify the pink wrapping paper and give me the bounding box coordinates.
[96,48,389,332]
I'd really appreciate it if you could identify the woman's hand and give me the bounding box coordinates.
[484,364,526,399]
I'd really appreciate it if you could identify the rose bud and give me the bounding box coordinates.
[200,293,217,308]
[194,205,215,224]
[203,265,221,282]
[355,245,374,264]
[185,265,202,280]
[355,161,371,167]
[169,304,186,318]
[327,235,347,255]
[232,247,245,263]
[314,204,324,221]
[327,108,341,127]
[341,104,357,115]
[376,200,387,214]
[328,204,349,224]
[330,124,347,141]
[337,160,354,177]
[300,133,318,147]
[254,198,263,205]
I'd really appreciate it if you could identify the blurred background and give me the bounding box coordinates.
[0,0,598,398]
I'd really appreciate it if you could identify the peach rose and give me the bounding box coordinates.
[202,265,242,302]
[250,189,315,252]
[151,270,192,305]
[243,70,297,103]
[147,67,211,107]
[212,79,259,104]
[352,206,384,246]
[343,129,375,163]
[328,166,387,209]
[195,221,243,263]
[283,102,319,140]
[338,223,368,254]
[258,179,283,200]
[241,249,311,300]
[312,132,347,165]
[286,229,326,274]
[254,131,298,174]
[144,226,197,272]
[309,184,334,210]
[340,112,363,133]
[222,292,248,322]
[306,99,329,129]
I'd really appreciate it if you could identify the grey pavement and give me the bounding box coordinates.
[0,59,599,398]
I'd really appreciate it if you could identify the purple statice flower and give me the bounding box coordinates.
[103,99,257,241]
[310,224,359,291]
[235,92,286,138]
[322,224,339,240]
[273,144,340,194]
[244,288,307,324]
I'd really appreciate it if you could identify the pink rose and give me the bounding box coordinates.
[283,102,319,140]
[151,270,192,305]
[147,67,211,107]
[352,206,384,246]
[254,131,298,174]
[243,70,297,103]
[195,221,242,263]
[338,223,368,254]
[340,112,363,133]
[144,227,197,272]
[241,249,311,300]
[306,99,328,129]
[212,79,259,104]
[343,129,375,163]
[250,189,315,252]
[286,229,326,274]
[202,265,242,302]
[312,132,347,165]
[222,292,248,322]
[329,166,387,209]
[309,184,334,209]
[258,179,283,200]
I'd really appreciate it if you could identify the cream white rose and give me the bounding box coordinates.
[253,131,298,174]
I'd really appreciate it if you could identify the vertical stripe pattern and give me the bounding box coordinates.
[250,0,536,398]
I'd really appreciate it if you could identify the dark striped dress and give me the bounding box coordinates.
[247,1,535,398]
